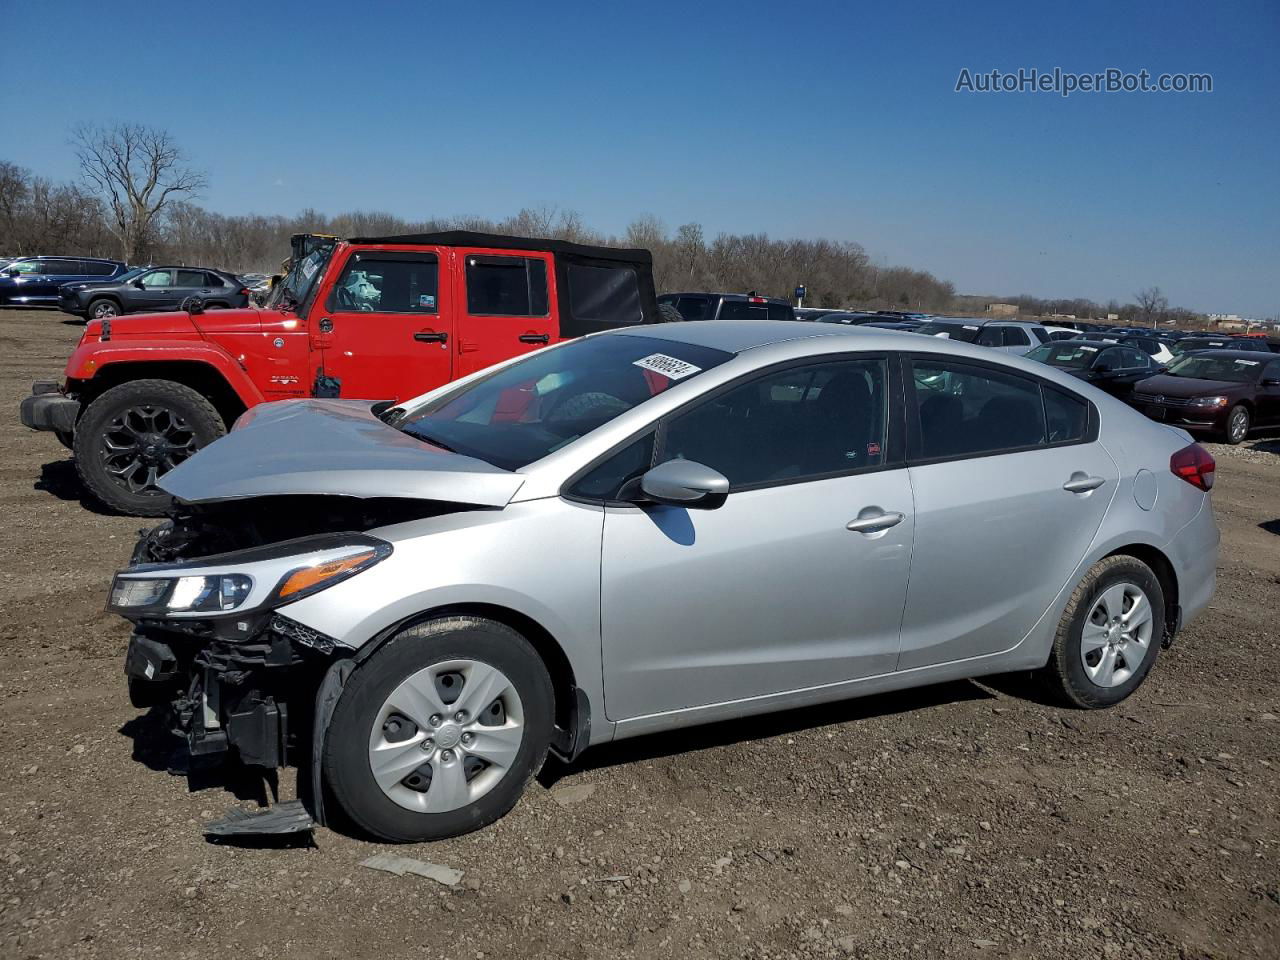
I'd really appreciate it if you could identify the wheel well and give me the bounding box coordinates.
[85,294,122,306]
[390,603,580,735]
[78,361,247,429]
[1104,544,1179,641]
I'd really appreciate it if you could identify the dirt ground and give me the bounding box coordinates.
[1,308,1277,960]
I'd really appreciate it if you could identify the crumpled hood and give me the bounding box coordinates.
[160,399,526,506]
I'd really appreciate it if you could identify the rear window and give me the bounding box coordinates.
[766,303,793,322]
[561,262,643,337]
[717,300,769,321]
[673,296,714,321]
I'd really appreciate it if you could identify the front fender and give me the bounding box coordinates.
[65,340,267,409]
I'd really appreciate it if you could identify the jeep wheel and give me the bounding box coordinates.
[88,299,119,320]
[323,616,554,842]
[73,379,225,516]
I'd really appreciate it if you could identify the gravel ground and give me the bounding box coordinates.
[1,309,1278,960]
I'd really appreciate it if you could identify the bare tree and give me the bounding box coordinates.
[72,123,206,263]
[1134,286,1168,325]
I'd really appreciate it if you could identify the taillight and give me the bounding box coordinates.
[1170,443,1215,491]
[748,296,767,303]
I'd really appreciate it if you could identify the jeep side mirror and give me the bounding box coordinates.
[639,459,729,509]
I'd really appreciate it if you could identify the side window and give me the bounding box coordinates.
[1096,348,1122,369]
[1119,347,1147,368]
[977,326,1003,347]
[1003,327,1031,347]
[41,259,72,276]
[767,303,792,322]
[332,255,439,314]
[674,296,713,321]
[83,261,114,276]
[910,360,1046,459]
[204,272,226,287]
[140,270,173,287]
[657,358,887,488]
[1044,388,1089,443]
[176,269,207,287]
[561,262,642,337]
[9,260,41,274]
[465,255,548,316]
[1263,360,1280,381]
[1029,327,1049,344]
[570,433,655,501]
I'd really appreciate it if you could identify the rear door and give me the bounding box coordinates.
[1259,359,1280,425]
[313,248,453,401]
[454,250,556,377]
[899,355,1117,670]
[175,269,214,305]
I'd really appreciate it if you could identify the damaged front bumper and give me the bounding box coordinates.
[124,612,338,769]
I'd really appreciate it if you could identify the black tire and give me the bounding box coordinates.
[1041,555,1164,709]
[73,379,225,516]
[657,302,683,323]
[1224,404,1250,445]
[324,617,554,843]
[87,299,119,320]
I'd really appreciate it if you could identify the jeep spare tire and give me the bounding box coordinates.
[73,379,225,516]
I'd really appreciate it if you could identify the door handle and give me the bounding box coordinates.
[1062,474,1106,493]
[518,333,550,344]
[846,510,906,533]
[414,331,448,343]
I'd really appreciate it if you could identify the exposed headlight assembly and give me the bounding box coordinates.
[107,535,391,619]
[1188,395,1229,408]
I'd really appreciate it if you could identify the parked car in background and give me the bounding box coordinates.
[109,320,1217,842]
[1171,335,1272,357]
[814,311,890,325]
[0,256,127,307]
[794,307,843,322]
[1113,334,1175,366]
[863,319,922,331]
[1044,325,1084,341]
[1025,340,1161,400]
[917,318,1048,356]
[58,266,252,320]
[657,292,796,322]
[21,230,661,515]
[1131,350,1280,443]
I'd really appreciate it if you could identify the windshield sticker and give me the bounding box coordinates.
[633,353,702,380]
[300,257,319,279]
[419,294,436,309]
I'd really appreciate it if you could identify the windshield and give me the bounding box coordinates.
[398,334,733,470]
[1171,339,1228,355]
[113,267,146,283]
[268,242,335,309]
[917,321,981,342]
[1164,355,1263,383]
[1026,343,1101,368]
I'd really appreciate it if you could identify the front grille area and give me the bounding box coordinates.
[1132,392,1193,407]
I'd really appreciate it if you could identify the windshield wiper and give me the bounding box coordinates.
[404,427,457,453]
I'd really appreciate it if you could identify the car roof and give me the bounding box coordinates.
[1190,349,1275,360]
[661,291,791,303]
[610,320,902,353]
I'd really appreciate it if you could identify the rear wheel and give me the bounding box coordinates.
[1042,555,1164,708]
[1224,404,1250,444]
[324,617,553,842]
[88,299,119,320]
[73,379,225,516]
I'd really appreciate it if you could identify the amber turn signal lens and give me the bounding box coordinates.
[277,550,377,599]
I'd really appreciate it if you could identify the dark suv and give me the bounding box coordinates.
[58,266,251,320]
[0,256,127,307]
[658,292,796,322]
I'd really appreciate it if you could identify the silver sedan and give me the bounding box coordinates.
[108,322,1219,842]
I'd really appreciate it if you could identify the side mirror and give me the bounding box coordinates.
[132,279,146,289]
[5,268,18,277]
[639,459,729,510]
[1093,362,1114,374]
[1262,377,1280,387]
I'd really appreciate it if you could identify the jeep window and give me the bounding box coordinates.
[271,242,335,310]
[466,255,549,316]
[561,263,643,337]
[399,334,731,470]
[331,255,439,314]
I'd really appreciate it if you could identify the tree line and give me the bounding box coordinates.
[0,124,1203,321]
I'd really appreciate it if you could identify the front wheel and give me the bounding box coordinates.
[1224,404,1250,445]
[1041,555,1164,708]
[87,299,119,320]
[73,379,225,516]
[324,617,554,842]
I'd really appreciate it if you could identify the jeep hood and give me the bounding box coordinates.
[159,399,526,506]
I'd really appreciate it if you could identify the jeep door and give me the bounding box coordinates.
[311,248,454,401]
[453,250,557,378]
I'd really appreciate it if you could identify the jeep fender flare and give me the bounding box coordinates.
[67,341,267,411]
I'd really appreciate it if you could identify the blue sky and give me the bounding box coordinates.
[3,0,1277,315]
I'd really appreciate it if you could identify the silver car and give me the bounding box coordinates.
[108,322,1219,842]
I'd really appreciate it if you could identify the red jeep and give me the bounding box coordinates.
[20,231,660,515]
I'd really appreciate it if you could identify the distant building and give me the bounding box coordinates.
[984,302,1018,316]
[1106,313,1119,321]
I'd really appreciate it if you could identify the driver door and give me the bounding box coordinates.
[135,269,180,310]
[312,248,454,401]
